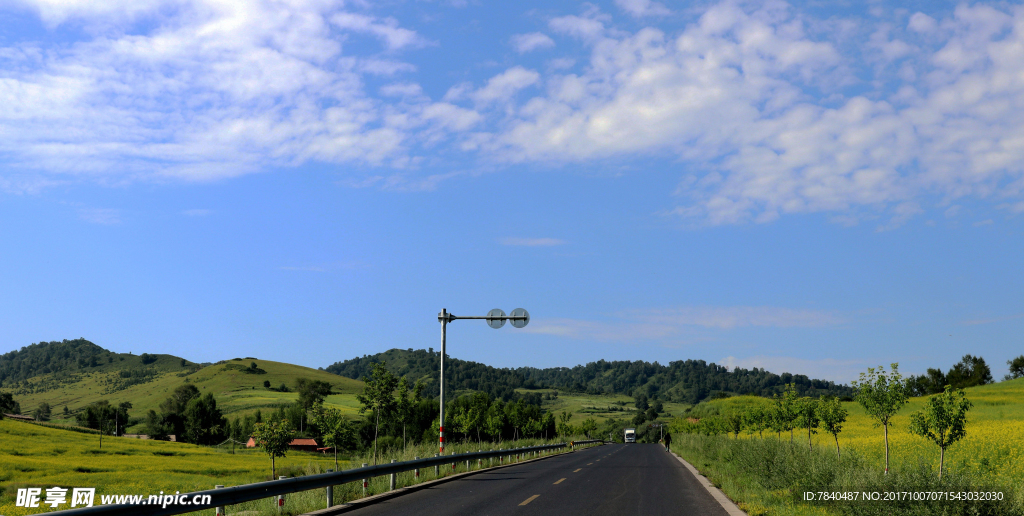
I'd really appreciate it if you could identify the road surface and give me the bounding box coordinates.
[344,443,731,516]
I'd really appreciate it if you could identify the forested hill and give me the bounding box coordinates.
[0,339,195,388]
[324,348,854,403]
[325,348,525,400]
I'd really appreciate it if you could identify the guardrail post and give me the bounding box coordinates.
[215,485,224,515]
[325,470,333,508]
[361,463,368,496]
[434,454,439,476]
[414,457,419,479]
[277,476,287,513]
[390,460,396,491]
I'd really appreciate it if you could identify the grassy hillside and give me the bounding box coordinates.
[519,388,689,425]
[2,358,364,428]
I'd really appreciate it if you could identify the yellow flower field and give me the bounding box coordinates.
[0,418,346,516]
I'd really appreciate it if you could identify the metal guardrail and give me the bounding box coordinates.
[52,440,605,516]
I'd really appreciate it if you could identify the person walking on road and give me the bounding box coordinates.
[663,432,672,452]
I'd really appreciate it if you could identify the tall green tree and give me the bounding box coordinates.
[557,411,574,437]
[251,420,294,479]
[852,363,909,474]
[355,361,398,465]
[296,378,333,410]
[744,405,768,439]
[579,418,598,438]
[310,401,355,471]
[909,385,972,479]
[34,402,52,421]
[1005,355,1024,381]
[795,397,820,450]
[1,393,22,415]
[945,355,992,389]
[818,396,848,460]
[183,392,227,445]
[771,384,799,443]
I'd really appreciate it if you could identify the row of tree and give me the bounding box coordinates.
[672,364,974,479]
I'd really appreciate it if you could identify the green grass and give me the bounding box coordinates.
[1,359,365,429]
[0,417,594,516]
[668,378,1024,515]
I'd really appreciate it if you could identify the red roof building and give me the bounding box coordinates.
[288,438,319,452]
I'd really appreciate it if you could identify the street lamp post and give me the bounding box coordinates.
[437,308,529,455]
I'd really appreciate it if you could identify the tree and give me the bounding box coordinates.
[946,355,992,389]
[485,401,506,441]
[1005,355,1024,381]
[310,401,355,471]
[296,378,333,410]
[771,384,799,443]
[852,363,909,474]
[579,418,598,438]
[34,402,52,421]
[144,409,168,440]
[159,384,201,438]
[251,419,294,479]
[818,396,848,460]
[557,411,575,437]
[0,393,21,415]
[909,385,972,479]
[263,380,271,388]
[182,393,227,445]
[355,361,398,464]
[634,392,649,411]
[795,397,820,450]
[726,414,743,438]
[744,405,768,438]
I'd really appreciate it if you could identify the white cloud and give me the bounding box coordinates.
[614,0,670,18]
[330,13,426,50]
[467,2,1024,226]
[471,66,540,105]
[511,32,555,53]
[499,237,566,246]
[0,0,449,182]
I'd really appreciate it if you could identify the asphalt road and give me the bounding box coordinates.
[344,443,731,516]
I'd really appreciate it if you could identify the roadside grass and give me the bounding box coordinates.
[0,417,589,516]
[670,378,1024,515]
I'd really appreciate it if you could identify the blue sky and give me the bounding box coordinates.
[2,0,1023,383]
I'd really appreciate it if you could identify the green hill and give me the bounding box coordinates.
[0,341,364,429]
[325,348,854,403]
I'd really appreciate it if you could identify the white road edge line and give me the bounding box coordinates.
[669,451,747,516]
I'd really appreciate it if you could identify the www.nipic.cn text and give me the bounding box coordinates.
[15,488,212,509]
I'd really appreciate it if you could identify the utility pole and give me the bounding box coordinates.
[437,308,529,455]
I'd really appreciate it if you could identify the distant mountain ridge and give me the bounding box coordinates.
[324,348,854,403]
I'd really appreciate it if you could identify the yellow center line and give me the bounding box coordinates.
[553,478,566,484]
[587,463,593,465]
[519,495,540,506]
[573,468,582,472]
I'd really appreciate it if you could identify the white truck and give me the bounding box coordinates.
[624,427,636,443]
